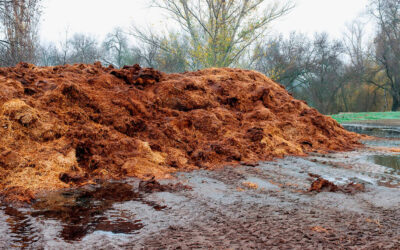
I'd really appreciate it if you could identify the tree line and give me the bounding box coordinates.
[0,0,400,114]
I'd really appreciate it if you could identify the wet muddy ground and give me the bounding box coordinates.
[1,131,400,248]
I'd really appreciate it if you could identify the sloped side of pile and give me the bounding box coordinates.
[0,62,361,203]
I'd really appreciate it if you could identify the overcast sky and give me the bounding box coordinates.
[40,0,370,43]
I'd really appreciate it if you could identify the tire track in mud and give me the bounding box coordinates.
[142,194,399,248]
[138,160,400,249]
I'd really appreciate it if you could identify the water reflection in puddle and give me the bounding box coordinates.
[3,182,168,244]
[32,182,148,242]
[4,206,40,248]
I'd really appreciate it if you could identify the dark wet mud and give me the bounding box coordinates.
[1,139,400,248]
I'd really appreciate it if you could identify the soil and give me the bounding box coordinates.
[0,62,360,203]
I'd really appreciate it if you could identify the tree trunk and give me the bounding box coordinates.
[384,89,388,111]
[392,96,400,111]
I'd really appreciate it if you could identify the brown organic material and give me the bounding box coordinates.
[242,181,259,189]
[138,177,192,193]
[341,182,366,194]
[308,174,365,194]
[309,177,339,192]
[310,226,330,233]
[0,62,360,203]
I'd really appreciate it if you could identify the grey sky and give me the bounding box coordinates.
[40,0,370,43]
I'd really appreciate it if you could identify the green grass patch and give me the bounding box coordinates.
[330,112,400,123]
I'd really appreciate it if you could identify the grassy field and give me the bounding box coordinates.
[330,112,400,123]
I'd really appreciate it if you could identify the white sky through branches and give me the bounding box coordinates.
[40,0,370,43]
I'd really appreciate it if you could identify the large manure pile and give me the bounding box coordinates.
[0,62,360,203]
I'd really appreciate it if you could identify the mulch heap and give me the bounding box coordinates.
[0,62,361,203]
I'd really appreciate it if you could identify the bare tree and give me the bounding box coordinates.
[251,32,312,91]
[251,32,346,114]
[102,28,136,68]
[37,31,101,66]
[151,32,190,72]
[131,43,159,68]
[37,42,60,66]
[133,0,294,69]
[340,20,387,112]
[0,0,12,47]
[67,33,100,64]
[129,31,192,72]
[343,21,368,73]
[301,33,345,114]
[0,0,41,66]
[369,0,400,110]
[56,28,72,65]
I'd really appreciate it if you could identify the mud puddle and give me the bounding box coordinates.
[0,181,171,247]
[370,155,400,173]
[31,182,151,242]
